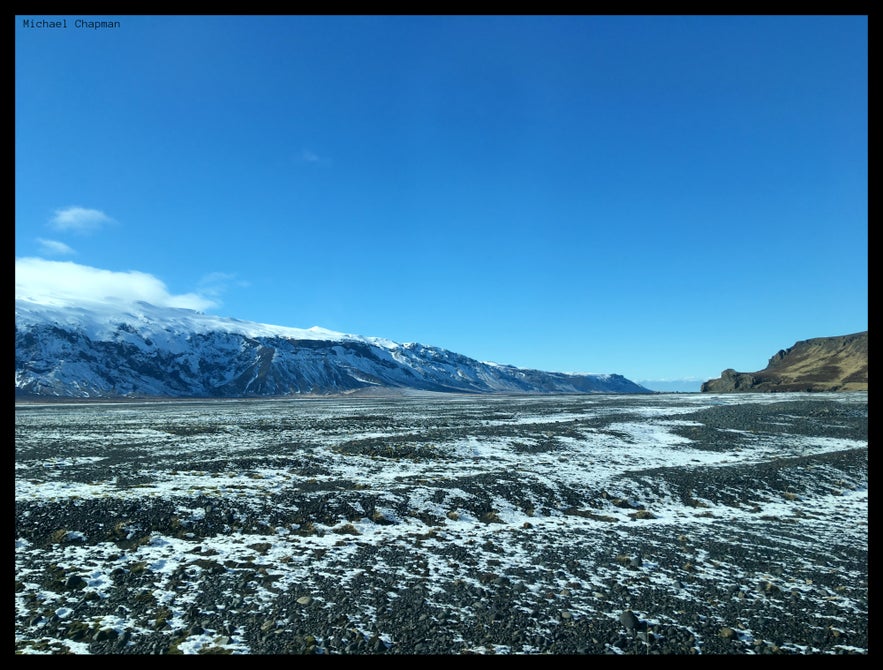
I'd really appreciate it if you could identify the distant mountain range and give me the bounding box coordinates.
[701,331,868,393]
[14,298,652,398]
[636,380,703,393]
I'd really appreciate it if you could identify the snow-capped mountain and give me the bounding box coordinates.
[15,298,652,398]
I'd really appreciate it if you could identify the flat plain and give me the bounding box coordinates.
[14,391,868,654]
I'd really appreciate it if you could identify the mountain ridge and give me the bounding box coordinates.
[701,331,868,393]
[15,299,652,398]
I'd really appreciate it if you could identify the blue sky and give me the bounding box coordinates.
[15,15,868,388]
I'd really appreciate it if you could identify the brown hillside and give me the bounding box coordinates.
[701,331,868,393]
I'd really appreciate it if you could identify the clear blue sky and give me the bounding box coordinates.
[15,15,868,386]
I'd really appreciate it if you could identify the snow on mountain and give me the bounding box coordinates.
[14,297,392,346]
[15,298,652,398]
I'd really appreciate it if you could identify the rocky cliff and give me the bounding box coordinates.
[701,331,868,393]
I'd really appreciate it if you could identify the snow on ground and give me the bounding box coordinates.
[15,392,868,654]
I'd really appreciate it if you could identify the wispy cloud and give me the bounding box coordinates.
[49,206,116,234]
[15,258,217,311]
[299,149,331,166]
[36,238,76,256]
[197,272,250,299]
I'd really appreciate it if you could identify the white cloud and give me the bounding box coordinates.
[299,149,331,165]
[197,272,234,297]
[197,272,251,298]
[36,238,77,256]
[15,258,217,311]
[49,206,115,233]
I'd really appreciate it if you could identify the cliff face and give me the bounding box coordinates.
[701,331,868,393]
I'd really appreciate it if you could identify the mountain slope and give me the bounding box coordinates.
[15,299,651,398]
[701,331,868,393]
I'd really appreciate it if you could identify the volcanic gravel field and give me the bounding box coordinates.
[14,391,868,655]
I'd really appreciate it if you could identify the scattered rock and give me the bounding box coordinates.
[620,610,640,633]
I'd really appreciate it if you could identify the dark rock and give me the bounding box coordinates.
[619,610,640,632]
[65,575,87,590]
